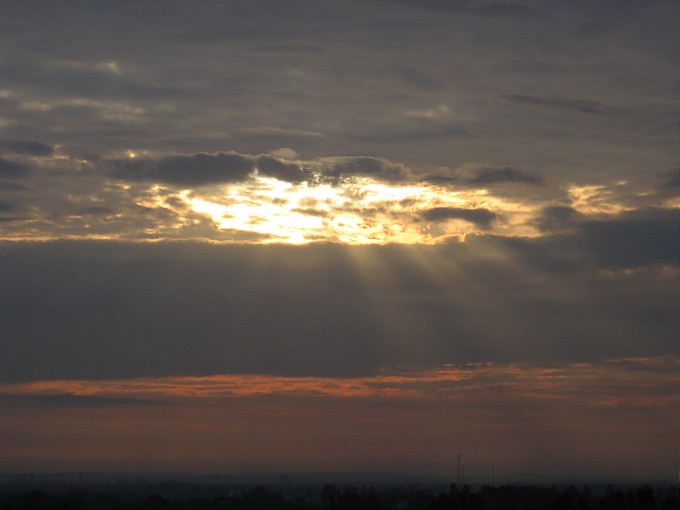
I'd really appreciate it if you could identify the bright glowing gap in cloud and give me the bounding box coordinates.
[567,184,633,215]
[179,176,531,244]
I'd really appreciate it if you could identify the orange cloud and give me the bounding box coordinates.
[2,357,678,409]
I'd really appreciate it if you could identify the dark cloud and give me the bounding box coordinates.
[0,237,676,384]
[320,157,413,183]
[0,182,29,191]
[570,207,678,269]
[108,152,313,186]
[0,59,197,103]
[0,201,15,212]
[0,1,673,184]
[78,205,116,216]
[0,158,31,178]
[421,166,545,188]
[420,207,496,228]
[497,207,678,271]
[501,94,607,115]
[534,205,583,232]
[652,168,679,201]
[0,140,53,156]
[462,2,538,18]
[468,167,545,186]
[342,123,470,145]
[109,152,256,186]
[388,64,443,92]
[0,199,22,224]
[291,207,328,217]
[0,0,677,479]
[419,173,458,184]
[370,0,538,18]
[0,242,384,382]
[255,155,309,183]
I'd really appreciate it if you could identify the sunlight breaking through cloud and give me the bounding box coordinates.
[168,175,540,244]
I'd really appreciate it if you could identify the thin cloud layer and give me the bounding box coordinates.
[422,166,545,188]
[500,94,607,115]
[0,158,31,178]
[467,167,545,187]
[1,359,678,478]
[3,358,678,407]
[0,241,676,383]
[0,140,53,156]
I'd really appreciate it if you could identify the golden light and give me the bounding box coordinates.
[567,184,633,215]
[0,147,643,244]
[175,175,542,244]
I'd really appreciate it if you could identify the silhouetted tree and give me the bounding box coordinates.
[599,488,625,510]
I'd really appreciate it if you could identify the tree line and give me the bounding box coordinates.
[1,482,679,510]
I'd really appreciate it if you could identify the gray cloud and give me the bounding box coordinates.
[320,157,413,183]
[108,152,422,186]
[108,152,313,186]
[0,0,678,479]
[534,205,583,232]
[420,207,497,228]
[0,242,383,382]
[109,152,256,186]
[369,0,539,18]
[0,234,676,384]
[0,158,31,178]
[495,207,678,271]
[0,1,675,183]
[421,165,545,188]
[341,122,470,145]
[255,155,309,183]
[569,207,678,269]
[0,140,53,156]
[652,168,679,201]
[0,199,22,224]
[0,182,29,192]
[291,207,328,218]
[0,58,197,104]
[501,94,607,115]
[0,201,15,212]
[0,2,676,374]
[468,167,545,186]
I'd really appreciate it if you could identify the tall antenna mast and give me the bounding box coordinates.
[456,454,461,486]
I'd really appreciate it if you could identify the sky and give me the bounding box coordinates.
[0,0,679,483]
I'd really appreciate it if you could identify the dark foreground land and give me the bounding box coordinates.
[1,480,679,510]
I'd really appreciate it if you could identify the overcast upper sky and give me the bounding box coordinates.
[0,0,678,482]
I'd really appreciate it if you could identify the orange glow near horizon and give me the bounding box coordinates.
[2,357,678,408]
[3,358,678,477]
